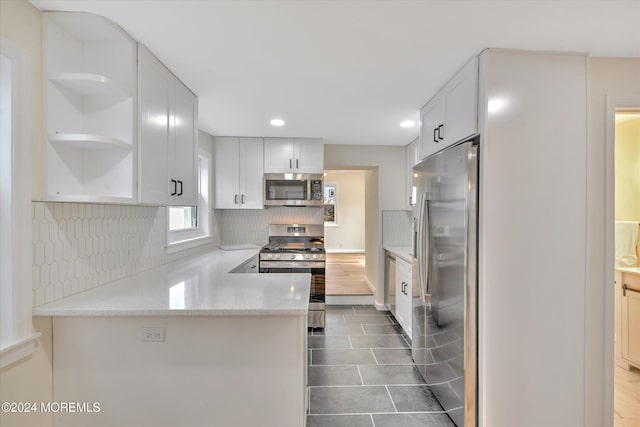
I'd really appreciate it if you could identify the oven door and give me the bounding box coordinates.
[259,265,325,328]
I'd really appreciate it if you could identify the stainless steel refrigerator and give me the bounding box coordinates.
[411,138,478,427]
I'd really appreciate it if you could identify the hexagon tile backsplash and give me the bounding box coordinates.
[32,202,213,307]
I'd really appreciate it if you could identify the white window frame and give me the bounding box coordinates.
[324,182,338,227]
[166,148,212,253]
[0,38,40,368]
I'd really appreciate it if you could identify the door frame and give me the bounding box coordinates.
[602,95,640,426]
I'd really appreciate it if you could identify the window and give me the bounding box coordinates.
[0,40,40,368]
[324,183,337,226]
[167,149,211,252]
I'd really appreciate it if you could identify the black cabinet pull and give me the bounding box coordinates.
[433,128,438,143]
[234,194,238,204]
[438,124,444,140]
[170,179,177,196]
[241,194,245,204]
[289,159,292,169]
[177,180,183,196]
[296,159,299,169]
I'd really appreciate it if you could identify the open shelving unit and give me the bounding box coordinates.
[43,12,137,202]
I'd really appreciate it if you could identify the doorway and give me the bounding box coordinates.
[323,169,373,300]
[612,108,640,426]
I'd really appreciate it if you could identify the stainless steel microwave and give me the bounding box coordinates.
[264,174,323,207]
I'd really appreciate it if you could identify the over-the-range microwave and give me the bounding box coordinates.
[264,173,323,207]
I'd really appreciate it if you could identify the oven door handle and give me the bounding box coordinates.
[259,261,326,269]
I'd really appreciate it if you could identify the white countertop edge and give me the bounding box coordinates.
[384,245,414,263]
[616,266,640,275]
[33,308,308,317]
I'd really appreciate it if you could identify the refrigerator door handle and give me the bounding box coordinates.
[417,192,430,300]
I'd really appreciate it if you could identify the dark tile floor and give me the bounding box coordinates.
[307,305,455,427]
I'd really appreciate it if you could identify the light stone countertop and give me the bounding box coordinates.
[617,266,640,276]
[384,245,414,263]
[33,248,311,317]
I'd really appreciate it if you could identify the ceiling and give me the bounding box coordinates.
[30,0,640,146]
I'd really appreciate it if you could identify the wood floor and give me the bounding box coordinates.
[615,365,640,427]
[325,253,373,296]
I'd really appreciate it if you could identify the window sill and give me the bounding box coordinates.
[167,235,212,254]
[324,223,339,228]
[0,332,42,369]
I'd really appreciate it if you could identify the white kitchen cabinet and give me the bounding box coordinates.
[395,258,412,337]
[215,137,264,209]
[264,138,324,173]
[419,56,478,160]
[138,45,198,206]
[42,12,137,202]
[616,270,640,370]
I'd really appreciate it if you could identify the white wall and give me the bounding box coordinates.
[478,50,588,427]
[585,57,640,427]
[324,145,406,306]
[0,2,52,426]
[324,170,365,252]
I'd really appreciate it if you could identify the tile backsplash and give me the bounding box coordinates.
[382,210,412,246]
[32,202,217,307]
[221,207,324,246]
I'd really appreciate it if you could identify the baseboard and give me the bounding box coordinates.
[326,295,374,305]
[364,276,376,293]
[325,249,365,254]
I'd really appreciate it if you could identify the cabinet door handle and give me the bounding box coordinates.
[623,284,640,297]
[177,180,183,196]
[170,179,177,196]
[438,124,444,140]
[234,194,238,205]
[289,159,292,169]
[433,127,438,143]
[296,159,299,169]
[241,194,245,204]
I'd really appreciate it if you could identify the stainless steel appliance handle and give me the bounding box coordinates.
[416,192,427,301]
[259,261,326,269]
[423,198,432,295]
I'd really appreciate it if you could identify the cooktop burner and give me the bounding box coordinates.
[261,242,325,253]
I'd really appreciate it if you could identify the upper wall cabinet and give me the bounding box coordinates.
[215,137,264,209]
[419,56,478,160]
[264,138,324,173]
[43,12,137,202]
[138,45,198,206]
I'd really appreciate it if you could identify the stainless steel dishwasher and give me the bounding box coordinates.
[385,254,397,316]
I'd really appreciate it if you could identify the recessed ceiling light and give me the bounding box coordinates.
[400,120,415,128]
[270,118,285,127]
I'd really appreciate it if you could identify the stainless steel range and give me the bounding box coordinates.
[259,224,325,328]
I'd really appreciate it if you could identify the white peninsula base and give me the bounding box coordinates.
[52,315,307,427]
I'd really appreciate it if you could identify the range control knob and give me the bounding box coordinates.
[275,254,281,259]
[304,254,311,259]
[312,254,318,259]
[267,254,273,259]
[290,254,296,260]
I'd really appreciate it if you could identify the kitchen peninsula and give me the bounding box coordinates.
[34,248,310,427]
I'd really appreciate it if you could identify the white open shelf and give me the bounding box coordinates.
[49,72,131,101]
[49,133,132,151]
[43,12,137,202]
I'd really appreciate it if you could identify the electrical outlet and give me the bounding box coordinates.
[141,327,165,342]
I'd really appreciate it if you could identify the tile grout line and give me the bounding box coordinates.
[356,364,365,386]
[385,385,399,413]
[370,347,380,365]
